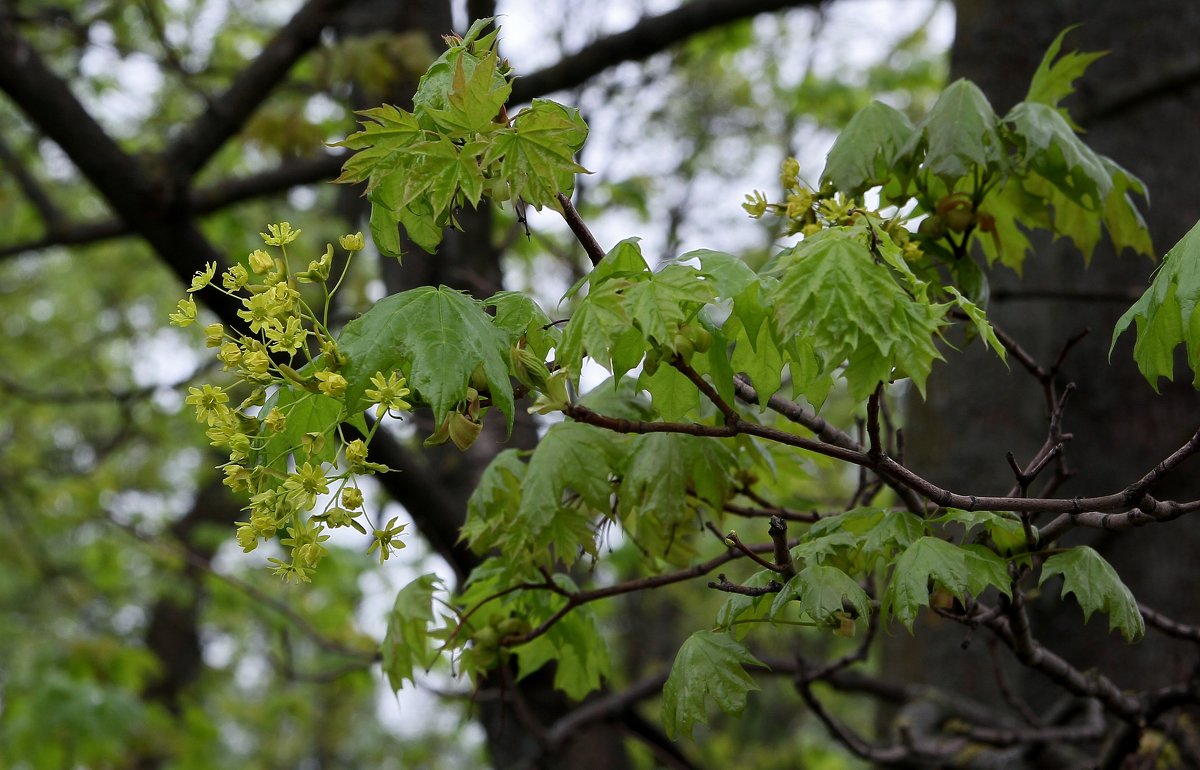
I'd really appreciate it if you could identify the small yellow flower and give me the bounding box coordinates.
[785,190,813,219]
[217,341,242,369]
[264,407,287,433]
[367,517,407,563]
[222,264,249,291]
[169,296,197,327]
[267,283,299,314]
[322,507,357,528]
[315,370,347,398]
[339,232,365,251]
[741,190,768,219]
[365,371,412,419]
[188,262,217,292]
[185,384,230,426]
[341,486,364,510]
[265,316,308,355]
[345,439,369,471]
[223,463,250,492]
[235,524,258,552]
[299,244,334,283]
[260,222,301,247]
[249,249,274,275]
[296,541,328,568]
[283,462,329,510]
[241,349,272,379]
[780,157,801,190]
[204,323,225,347]
[237,292,275,334]
[269,558,312,584]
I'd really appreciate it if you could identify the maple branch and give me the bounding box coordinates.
[721,499,820,523]
[565,401,1200,518]
[731,374,859,450]
[496,539,779,647]
[164,0,349,178]
[510,0,821,104]
[0,153,347,259]
[556,191,606,266]
[1139,604,1200,643]
[545,672,669,749]
[796,675,920,764]
[982,610,1142,719]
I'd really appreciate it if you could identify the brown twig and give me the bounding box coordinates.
[555,191,606,266]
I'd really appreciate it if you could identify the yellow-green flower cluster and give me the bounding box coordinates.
[171,224,415,581]
[741,159,883,238]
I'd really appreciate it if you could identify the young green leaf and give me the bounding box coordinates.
[768,225,946,400]
[638,361,702,421]
[883,536,971,631]
[1025,26,1105,130]
[770,565,870,627]
[381,573,441,691]
[685,249,758,298]
[483,99,588,209]
[254,386,344,470]
[1112,217,1200,389]
[1040,546,1144,641]
[425,49,511,136]
[461,449,526,554]
[336,286,514,430]
[625,264,715,346]
[822,100,915,194]
[506,421,627,565]
[907,79,1001,182]
[661,631,765,740]
[945,286,1007,362]
[514,604,611,700]
[1005,101,1112,211]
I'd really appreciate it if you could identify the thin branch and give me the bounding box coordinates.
[1038,496,1200,543]
[982,610,1142,719]
[1140,604,1200,644]
[510,0,821,104]
[796,675,916,764]
[0,132,63,229]
[164,0,349,178]
[731,374,858,450]
[708,574,781,596]
[566,399,1200,518]
[497,540,777,647]
[768,516,795,578]
[555,191,606,266]
[955,699,1106,748]
[546,672,669,748]
[673,356,740,426]
[0,153,347,259]
[865,384,883,459]
[721,500,820,523]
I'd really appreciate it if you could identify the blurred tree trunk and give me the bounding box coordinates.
[891,0,1200,733]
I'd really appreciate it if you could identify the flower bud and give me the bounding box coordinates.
[249,249,274,275]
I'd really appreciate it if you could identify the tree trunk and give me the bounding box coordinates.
[890,0,1200,741]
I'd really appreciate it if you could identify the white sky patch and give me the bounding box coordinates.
[78,24,166,137]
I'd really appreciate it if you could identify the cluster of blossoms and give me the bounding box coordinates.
[741,157,924,263]
[170,224,414,582]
